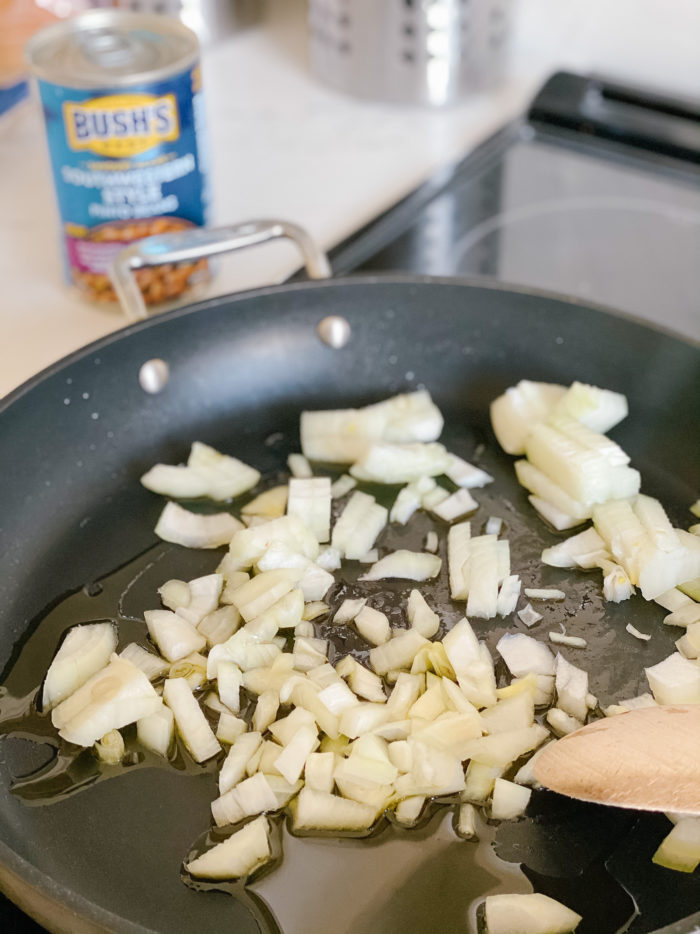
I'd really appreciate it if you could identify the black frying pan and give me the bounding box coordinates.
[1,276,699,934]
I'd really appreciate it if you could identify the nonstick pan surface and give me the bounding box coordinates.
[1,276,699,934]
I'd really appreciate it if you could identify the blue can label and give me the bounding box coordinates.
[38,64,210,304]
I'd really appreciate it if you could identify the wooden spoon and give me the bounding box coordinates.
[533,704,700,814]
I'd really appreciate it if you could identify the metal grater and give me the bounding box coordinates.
[309,0,513,106]
[84,0,261,44]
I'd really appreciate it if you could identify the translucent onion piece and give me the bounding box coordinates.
[497,633,555,677]
[212,772,279,827]
[163,677,221,763]
[484,893,582,934]
[554,654,589,721]
[331,491,388,560]
[94,729,125,765]
[445,455,493,489]
[490,380,567,455]
[546,707,583,736]
[287,477,331,543]
[137,703,174,758]
[491,778,531,820]
[524,588,565,601]
[517,604,542,628]
[144,609,206,663]
[219,732,262,794]
[287,453,313,478]
[407,590,440,639]
[186,815,271,881]
[548,632,587,648]
[332,598,367,624]
[290,787,378,832]
[52,654,161,747]
[241,485,288,519]
[42,621,118,711]
[496,575,521,617]
[354,606,391,645]
[119,642,169,682]
[186,442,261,500]
[652,817,700,873]
[466,536,500,620]
[226,515,320,572]
[350,442,452,484]
[158,579,191,611]
[541,527,608,569]
[447,522,471,599]
[155,502,243,548]
[359,550,441,583]
[330,474,357,499]
[645,652,700,704]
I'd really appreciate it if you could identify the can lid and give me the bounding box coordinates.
[25,10,199,88]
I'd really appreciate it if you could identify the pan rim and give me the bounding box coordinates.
[3,273,698,416]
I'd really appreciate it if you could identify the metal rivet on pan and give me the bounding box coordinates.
[317,315,351,348]
[139,358,170,394]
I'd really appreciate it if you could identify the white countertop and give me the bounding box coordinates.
[2,0,699,399]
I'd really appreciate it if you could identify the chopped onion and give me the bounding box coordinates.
[447,521,471,599]
[626,623,651,642]
[466,536,500,620]
[395,796,426,828]
[230,569,295,623]
[145,609,206,663]
[424,531,439,553]
[94,729,125,765]
[304,751,335,793]
[186,815,271,881]
[168,651,207,691]
[420,486,450,512]
[484,893,582,934]
[430,488,478,522]
[155,502,243,549]
[350,442,452,484]
[333,598,367,625]
[359,550,441,582]
[163,677,221,763]
[290,787,378,832]
[445,455,493,489]
[140,465,209,499]
[390,476,436,525]
[354,606,391,645]
[300,391,443,463]
[496,575,521,617]
[554,654,588,721]
[212,772,279,827]
[331,491,388,560]
[553,381,628,434]
[485,516,503,536]
[52,654,160,747]
[158,579,191,611]
[524,588,565,601]
[369,629,430,677]
[652,816,700,873]
[241,485,288,520]
[443,620,496,709]
[548,632,587,648]
[455,802,477,839]
[42,621,117,710]
[546,707,583,736]
[316,546,342,571]
[197,605,241,647]
[490,380,567,455]
[497,633,555,677]
[226,515,320,572]
[462,724,549,769]
[407,590,440,639]
[216,712,247,745]
[287,453,313,478]
[645,652,700,704]
[287,477,331,543]
[119,642,169,681]
[491,778,531,820]
[137,703,174,758]
[330,474,357,499]
[175,573,222,626]
[541,527,608,569]
[517,604,542,628]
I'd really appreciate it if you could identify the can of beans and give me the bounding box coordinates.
[26,10,210,307]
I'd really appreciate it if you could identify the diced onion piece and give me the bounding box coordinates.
[359,550,441,582]
[445,455,493,489]
[354,606,391,645]
[443,620,497,709]
[168,651,207,691]
[497,575,521,617]
[664,603,700,627]
[462,761,503,804]
[395,796,426,828]
[331,474,357,499]
[216,712,247,744]
[94,729,125,765]
[626,623,651,642]
[490,380,567,455]
[546,707,583,736]
[480,692,534,735]
[430,488,478,522]
[517,604,542,628]
[554,654,588,721]
[421,486,450,511]
[528,495,582,532]
[287,477,331,543]
[163,677,221,763]
[407,590,440,639]
[186,815,271,881]
[158,579,191,611]
[466,536,500,620]
[351,442,452,484]
[390,476,435,525]
[656,588,695,613]
[645,652,700,704]
[332,491,388,560]
[497,633,555,677]
[524,588,565,601]
[357,550,379,564]
[461,724,549,768]
[198,605,241,646]
[601,562,635,602]
[548,632,587,648]
[333,598,367,625]
[369,629,430,677]
[119,643,169,681]
[424,531,439,553]
[176,574,222,626]
[305,751,335,793]
[52,655,160,747]
[212,772,279,827]
[513,743,551,789]
[553,381,628,434]
[515,461,590,523]
[186,442,260,500]
[317,680,359,716]
[484,893,582,934]
[300,391,444,463]
[541,527,608,569]
[137,703,174,757]
[448,522,471,599]
[485,516,503,536]
[226,515,320,572]
[491,778,531,820]
[275,724,320,783]
[241,485,288,519]
[145,609,206,663]
[287,453,313,478]
[219,732,263,794]
[230,569,295,623]
[652,817,700,873]
[42,621,118,710]
[155,502,243,548]
[316,547,342,571]
[291,787,378,832]
[456,802,477,838]
[303,601,329,621]
[342,659,386,703]
[140,464,210,499]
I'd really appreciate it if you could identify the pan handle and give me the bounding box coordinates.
[109,219,332,322]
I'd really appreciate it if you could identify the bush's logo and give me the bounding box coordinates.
[64,93,179,157]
